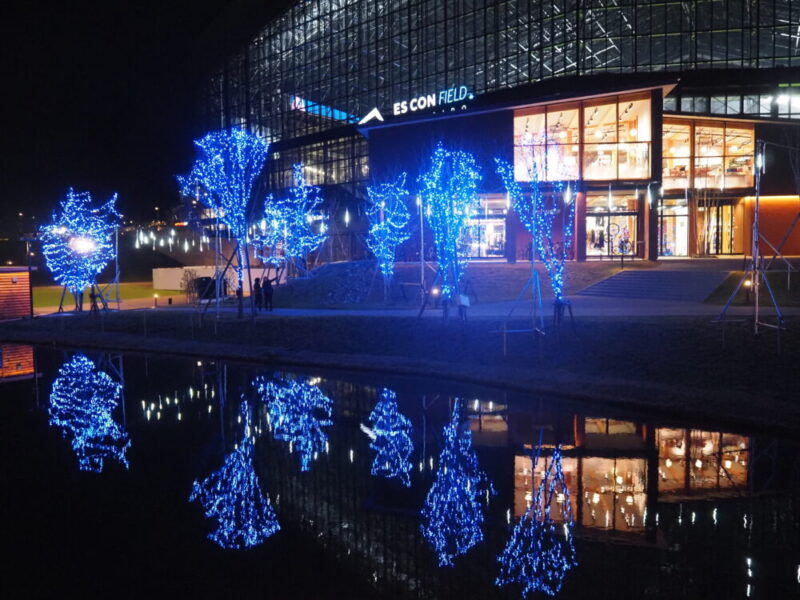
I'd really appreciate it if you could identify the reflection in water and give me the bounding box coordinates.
[257,376,333,472]
[190,401,280,549]
[48,354,130,472]
[23,348,800,598]
[421,399,495,566]
[498,443,577,597]
[365,388,413,487]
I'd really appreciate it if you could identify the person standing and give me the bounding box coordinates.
[263,274,276,312]
[253,278,263,311]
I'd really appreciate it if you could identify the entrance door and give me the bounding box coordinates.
[698,203,738,254]
[462,196,507,258]
[659,198,689,257]
[585,193,639,258]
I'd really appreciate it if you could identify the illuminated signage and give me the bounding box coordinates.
[392,86,474,116]
[290,96,358,123]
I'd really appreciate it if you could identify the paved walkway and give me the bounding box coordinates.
[36,293,795,320]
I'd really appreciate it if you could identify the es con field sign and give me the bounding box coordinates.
[392,85,474,116]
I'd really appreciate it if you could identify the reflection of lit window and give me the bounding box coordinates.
[580,457,646,532]
[514,455,578,520]
[656,428,749,493]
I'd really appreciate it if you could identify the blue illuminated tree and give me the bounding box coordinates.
[366,388,413,487]
[496,156,575,307]
[421,399,495,566]
[39,189,120,309]
[49,354,130,472]
[496,444,577,597]
[256,376,333,472]
[419,143,481,299]
[178,128,269,315]
[365,174,412,298]
[190,401,280,549]
[256,163,327,275]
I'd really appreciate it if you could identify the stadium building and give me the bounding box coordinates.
[199,0,800,262]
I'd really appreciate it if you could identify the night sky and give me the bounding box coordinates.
[1,1,241,233]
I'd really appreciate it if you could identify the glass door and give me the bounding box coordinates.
[461,196,507,258]
[585,193,639,258]
[659,198,689,257]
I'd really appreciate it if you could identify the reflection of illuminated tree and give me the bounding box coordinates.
[49,354,130,472]
[496,444,577,597]
[190,401,280,549]
[367,389,413,487]
[421,400,494,566]
[256,377,333,472]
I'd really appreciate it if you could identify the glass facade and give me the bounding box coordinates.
[514,94,652,182]
[662,118,755,190]
[204,0,799,192]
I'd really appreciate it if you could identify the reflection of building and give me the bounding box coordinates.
[0,344,35,382]
[510,415,750,538]
[201,1,799,263]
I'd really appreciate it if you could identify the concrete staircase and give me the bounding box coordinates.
[578,270,730,302]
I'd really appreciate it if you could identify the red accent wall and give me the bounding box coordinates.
[741,196,800,256]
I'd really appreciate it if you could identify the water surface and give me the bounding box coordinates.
[2,343,798,598]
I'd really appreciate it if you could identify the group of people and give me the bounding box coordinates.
[252,276,277,312]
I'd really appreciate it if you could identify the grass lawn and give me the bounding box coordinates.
[705,270,800,306]
[33,282,180,308]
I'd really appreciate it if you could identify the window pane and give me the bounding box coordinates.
[662,122,692,189]
[545,107,579,144]
[584,102,617,143]
[725,155,753,188]
[514,109,545,146]
[583,144,617,180]
[618,98,651,142]
[725,127,753,156]
[695,155,724,189]
[545,144,580,180]
[513,144,545,182]
[618,142,650,179]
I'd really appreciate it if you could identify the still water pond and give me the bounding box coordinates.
[2,344,798,598]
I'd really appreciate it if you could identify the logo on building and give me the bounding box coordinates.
[392,85,474,116]
[359,107,385,125]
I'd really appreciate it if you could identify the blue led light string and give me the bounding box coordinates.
[190,401,280,549]
[366,388,414,487]
[48,354,130,472]
[537,181,576,303]
[365,173,412,290]
[496,440,577,597]
[39,189,120,299]
[421,398,495,566]
[496,153,576,303]
[255,376,333,472]
[177,128,269,285]
[255,163,327,272]
[419,143,482,299]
